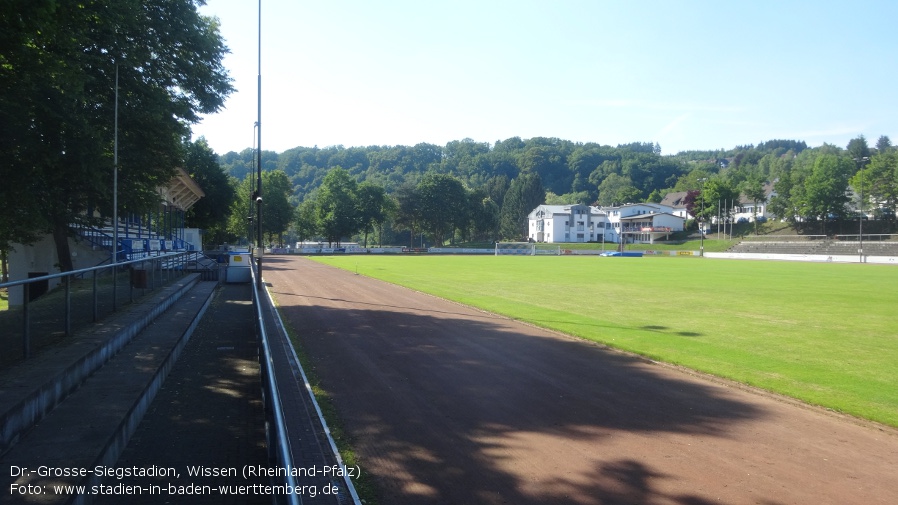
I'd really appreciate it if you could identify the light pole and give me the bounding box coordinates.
[698,178,707,257]
[855,157,869,263]
[112,63,120,310]
[255,0,263,287]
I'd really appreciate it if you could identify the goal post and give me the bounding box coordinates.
[494,242,561,256]
[534,243,562,255]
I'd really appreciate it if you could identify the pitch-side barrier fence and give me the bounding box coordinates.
[251,262,362,505]
[250,263,302,505]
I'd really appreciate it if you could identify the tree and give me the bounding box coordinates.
[261,170,294,246]
[315,167,359,247]
[500,172,545,239]
[794,154,853,233]
[483,175,511,209]
[740,176,768,234]
[545,191,591,205]
[847,135,871,161]
[682,190,702,220]
[597,174,641,206]
[768,154,798,222]
[226,176,255,245]
[698,179,739,224]
[184,138,236,244]
[294,199,320,245]
[467,190,500,242]
[518,143,570,195]
[356,182,392,247]
[0,0,233,270]
[850,151,898,226]
[393,183,422,248]
[416,173,469,246]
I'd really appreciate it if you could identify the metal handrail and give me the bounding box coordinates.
[250,263,302,505]
[0,251,207,362]
[0,252,187,290]
[834,234,898,242]
[740,234,828,242]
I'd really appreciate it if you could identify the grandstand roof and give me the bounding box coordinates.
[160,167,205,211]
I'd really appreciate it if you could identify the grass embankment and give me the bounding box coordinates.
[313,255,898,428]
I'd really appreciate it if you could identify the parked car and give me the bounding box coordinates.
[874,207,895,220]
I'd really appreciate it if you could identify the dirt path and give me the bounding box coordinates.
[264,256,898,505]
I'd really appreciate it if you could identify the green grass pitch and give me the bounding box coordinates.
[310,255,898,428]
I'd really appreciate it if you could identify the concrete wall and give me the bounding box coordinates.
[7,234,111,305]
[705,252,898,264]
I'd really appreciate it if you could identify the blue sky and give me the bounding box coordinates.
[191,0,898,156]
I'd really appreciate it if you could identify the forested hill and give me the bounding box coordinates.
[217,136,811,205]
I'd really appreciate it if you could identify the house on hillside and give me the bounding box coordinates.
[605,203,684,244]
[659,191,691,219]
[733,182,776,222]
[528,204,610,244]
[528,202,685,244]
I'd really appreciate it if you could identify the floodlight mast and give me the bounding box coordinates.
[699,178,707,257]
[255,0,263,287]
[855,157,869,263]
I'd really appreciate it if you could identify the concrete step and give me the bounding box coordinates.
[0,275,203,456]
[0,280,217,505]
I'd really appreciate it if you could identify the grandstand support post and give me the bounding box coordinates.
[112,265,117,312]
[92,270,99,323]
[64,275,71,337]
[22,284,30,359]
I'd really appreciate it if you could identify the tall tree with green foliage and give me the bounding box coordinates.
[356,182,393,247]
[794,153,853,233]
[416,173,469,246]
[850,150,897,226]
[293,199,320,245]
[740,176,769,234]
[261,170,294,246]
[698,178,740,224]
[847,135,871,161]
[184,138,236,244]
[465,189,500,242]
[500,172,545,239]
[0,0,232,270]
[226,176,255,246]
[315,168,360,247]
[393,183,422,248]
[597,174,641,206]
